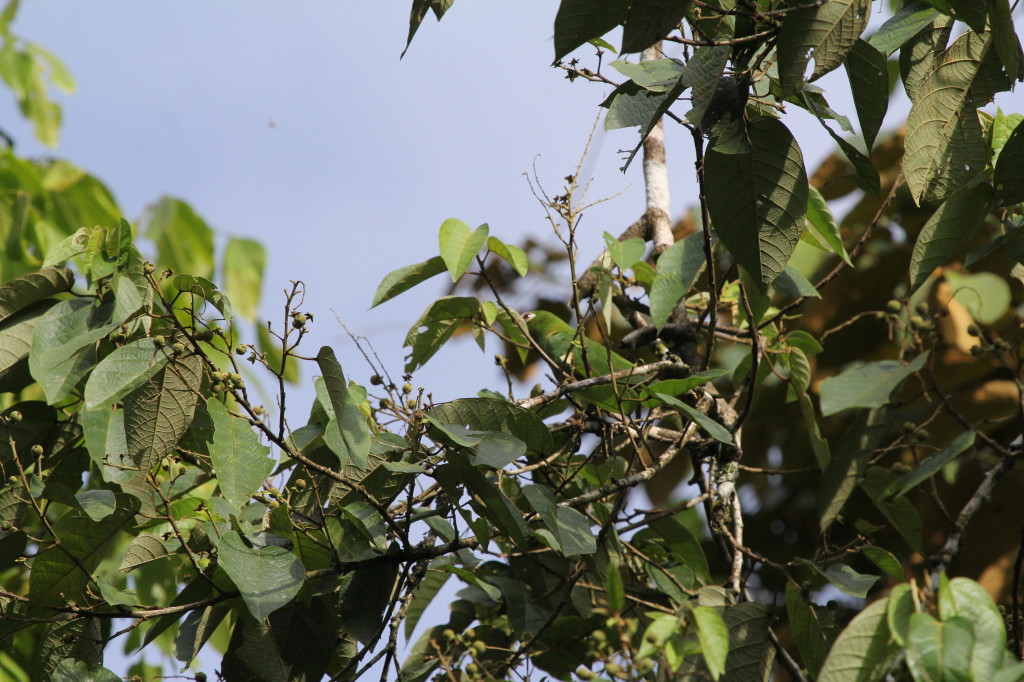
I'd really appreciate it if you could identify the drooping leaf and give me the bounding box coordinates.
[553,0,630,61]
[818,598,899,682]
[84,338,171,409]
[804,185,852,265]
[370,255,447,308]
[655,392,733,443]
[428,397,553,454]
[705,116,808,293]
[123,353,203,474]
[620,0,693,54]
[487,236,528,277]
[862,545,904,580]
[650,231,705,329]
[889,430,975,498]
[0,265,73,323]
[985,0,1022,83]
[604,80,674,131]
[217,531,305,622]
[403,296,481,373]
[438,219,488,282]
[434,454,529,549]
[29,299,117,404]
[904,30,1001,204]
[223,237,265,321]
[868,1,939,56]
[994,120,1024,206]
[207,398,274,509]
[786,583,828,679]
[799,558,880,598]
[314,347,371,469]
[692,605,730,680]
[818,409,889,533]
[845,39,889,150]
[778,0,871,96]
[861,467,925,552]
[908,183,994,292]
[819,351,929,416]
[938,577,1007,680]
[0,299,57,392]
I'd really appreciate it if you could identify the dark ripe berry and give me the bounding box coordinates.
[967,325,981,336]
[370,374,383,386]
[195,330,214,342]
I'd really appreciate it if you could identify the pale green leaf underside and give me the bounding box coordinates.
[217,531,305,622]
[208,398,274,509]
[819,351,929,416]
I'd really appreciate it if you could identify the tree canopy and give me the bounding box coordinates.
[2,1,1024,681]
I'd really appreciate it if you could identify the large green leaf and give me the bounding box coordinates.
[888,430,974,498]
[315,346,371,469]
[620,0,692,54]
[217,531,305,622]
[0,299,57,392]
[819,351,929,416]
[937,577,1007,680]
[818,409,889,533]
[985,0,1022,83]
[908,183,993,292]
[438,219,488,282]
[84,338,171,409]
[905,613,974,682]
[427,397,553,454]
[705,116,808,292]
[123,353,202,473]
[786,583,828,679]
[29,299,117,404]
[223,236,265,321]
[692,605,730,680]
[403,296,481,373]
[553,0,630,61]
[778,0,871,96]
[650,231,705,329]
[208,398,274,509]
[904,30,1000,204]
[171,274,233,326]
[142,196,215,278]
[28,494,139,609]
[994,120,1024,206]
[370,255,447,308]
[818,597,899,682]
[845,39,889,150]
[0,265,73,323]
[868,1,939,56]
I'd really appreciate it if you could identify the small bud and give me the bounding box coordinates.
[8,411,21,423]
[291,314,307,329]
[402,383,413,395]
[970,344,983,356]
[269,500,280,509]
[0,520,12,531]
[7,476,17,485]
[195,674,208,682]
[171,342,186,355]
[915,302,929,316]
[885,299,902,314]
[235,345,247,355]
[494,354,507,367]
[914,430,929,443]
[910,315,930,330]
[472,640,486,655]
[30,444,44,457]
[229,373,242,383]
[142,263,155,275]
[967,324,981,336]
[153,335,165,347]
[294,478,307,491]
[406,398,417,409]
[370,374,384,386]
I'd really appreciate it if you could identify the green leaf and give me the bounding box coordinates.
[889,430,974,498]
[909,183,994,292]
[994,119,1024,206]
[904,30,1000,204]
[223,237,265,321]
[171,274,233,326]
[28,494,139,609]
[845,39,889,150]
[427,397,552,455]
[143,197,215,278]
[370,255,447,308]
[802,559,880,598]
[773,266,820,299]
[655,392,733,443]
[74,489,116,522]
[0,265,73,323]
[862,545,904,580]
[818,597,899,682]
[861,467,925,552]
[174,604,229,666]
[604,81,674,131]
[819,351,929,416]
[402,0,453,58]
[0,299,57,392]
[475,432,526,468]
[84,338,171,409]
[778,0,871,96]
[117,533,169,573]
[650,231,705,329]
[403,296,481,373]
[948,0,987,32]
[798,393,831,469]
[887,583,916,646]
[217,531,304,622]
[786,330,823,355]
[438,219,488,282]
[620,0,692,53]
[943,271,1011,324]
[603,232,646,270]
[487,236,528,277]
[553,0,629,61]
[905,613,974,682]
[522,485,596,556]
[610,57,686,92]
[938,577,1006,680]
[692,605,729,680]
[404,560,453,639]
[123,354,202,474]
[788,348,811,397]
[706,116,808,293]
[0,529,27,571]
[985,0,1021,83]
[315,346,371,469]
[52,660,120,682]
[868,2,938,57]
[786,583,828,679]
[804,185,852,265]
[207,398,274,509]
[434,455,529,549]
[30,299,119,404]
[805,102,881,196]
[818,409,889,533]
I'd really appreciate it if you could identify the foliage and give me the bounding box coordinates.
[1,1,1024,681]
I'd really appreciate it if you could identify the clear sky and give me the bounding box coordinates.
[3,2,1019,678]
